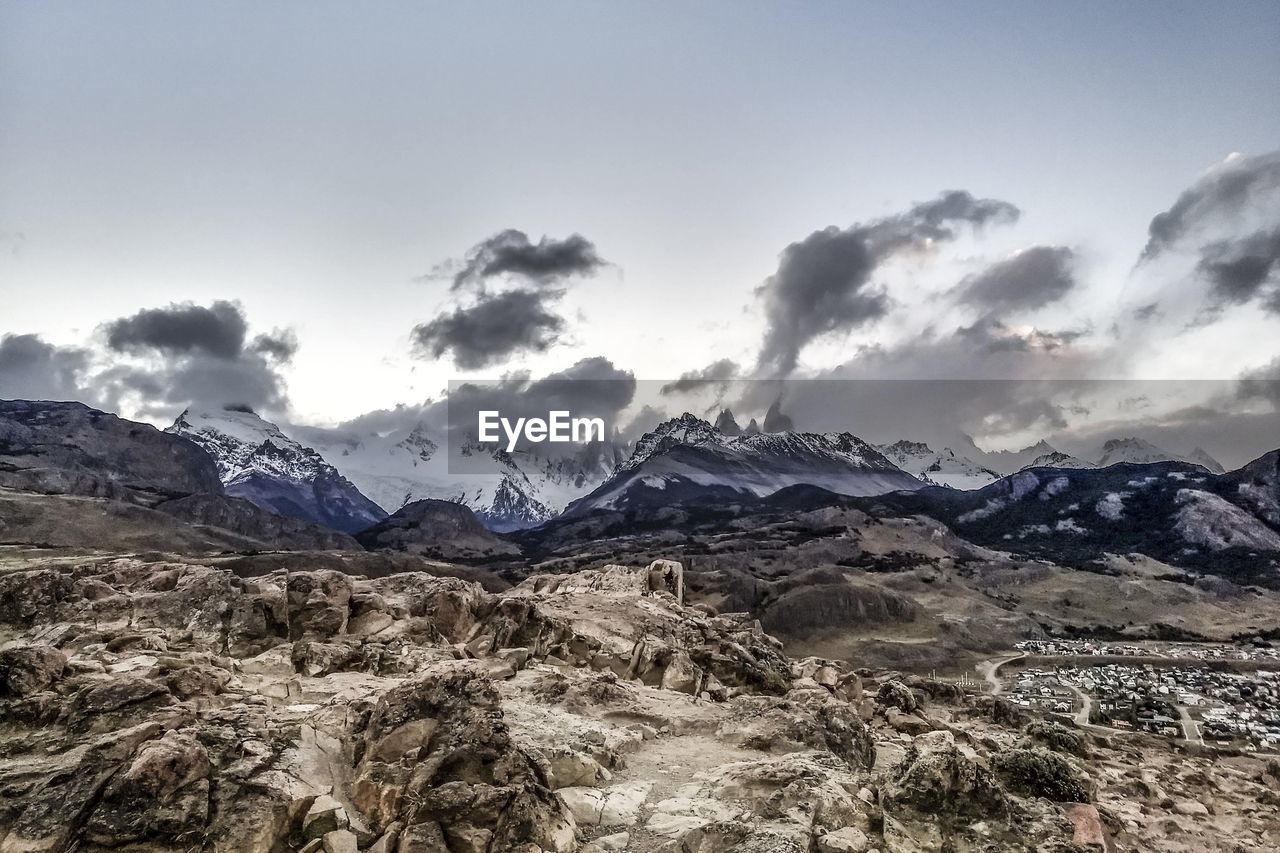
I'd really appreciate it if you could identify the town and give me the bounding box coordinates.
[996,640,1280,752]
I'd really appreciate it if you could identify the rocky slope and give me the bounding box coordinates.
[865,457,1280,582]
[1,556,1274,852]
[168,408,387,534]
[0,401,361,552]
[1,400,221,505]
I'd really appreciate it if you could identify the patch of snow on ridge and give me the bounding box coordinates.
[958,499,1005,524]
[1174,489,1280,551]
[1039,477,1071,500]
[1095,492,1128,520]
[1056,518,1088,534]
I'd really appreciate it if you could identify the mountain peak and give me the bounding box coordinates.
[1101,436,1157,452]
[885,439,934,456]
[762,399,794,433]
[1020,450,1096,471]
[714,408,742,437]
[619,413,723,472]
[1096,436,1204,469]
[1188,446,1226,474]
[876,439,1000,490]
[167,408,386,533]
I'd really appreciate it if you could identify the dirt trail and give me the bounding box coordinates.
[979,652,1024,695]
[583,732,762,851]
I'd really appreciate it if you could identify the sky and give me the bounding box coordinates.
[1,1,1278,460]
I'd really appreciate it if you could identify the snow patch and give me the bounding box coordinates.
[1095,492,1129,520]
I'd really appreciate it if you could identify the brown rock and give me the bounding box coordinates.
[0,644,66,696]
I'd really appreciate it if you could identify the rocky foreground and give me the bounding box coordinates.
[0,557,1276,853]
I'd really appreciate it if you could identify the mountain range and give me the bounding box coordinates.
[562,413,923,516]
[1,398,1277,586]
[159,405,1232,536]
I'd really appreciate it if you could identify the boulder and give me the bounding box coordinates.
[991,747,1092,803]
[883,730,1006,818]
[0,645,66,696]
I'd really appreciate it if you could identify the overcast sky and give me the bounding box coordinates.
[1,1,1278,457]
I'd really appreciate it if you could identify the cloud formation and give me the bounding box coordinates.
[1197,227,1280,314]
[1237,356,1280,408]
[447,229,607,292]
[94,301,294,416]
[105,300,248,359]
[660,358,742,395]
[0,334,91,401]
[416,230,609,370]
[957,245,1077,314]
[411,289,567,370]
[1141,149,1280,261]
[755,190,1019,376]
[956,318,1085,354]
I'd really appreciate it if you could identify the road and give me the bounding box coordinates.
[978,652,1025,696]
[1064,684,1095,727]
[1177,705,1204,745]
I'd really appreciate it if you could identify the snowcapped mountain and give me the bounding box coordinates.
[876,440,1001,490]
[1186,447,1227,474]
[1020,451,1096,471]
[958,437,1060,475]
[1095,438,1224,473]
[295,419,625,532]
[867,447,1280,574]
[167,407,387,533]
[564,413,923,516]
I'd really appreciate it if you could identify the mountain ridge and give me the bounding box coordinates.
[167,407,387,533]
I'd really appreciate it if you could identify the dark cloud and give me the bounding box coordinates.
[0,334,91,401]
[1141,149,1280,261]
[957,245,1076,313]
[451,356,636,420]
[104,300,248,358]
[415,229,610,369]
[1133,302,1162,321]
[300,357,636,460]
[1196,227,1280,312]
[96,355,290,417]
[956,319,1085,354]
[251,330,300,361]
[755,190,1019,376]
[907,191,1022,240]
[446,357,636,459]
[411,289,567,370]
[1237,357,1280,408]
[446,229,607,291]
[95,301,293,416]
[660,358,742,395]
[315,402,438,438]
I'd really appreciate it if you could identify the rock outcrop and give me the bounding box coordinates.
[355,499,519,561]
[0,555,1273,852]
